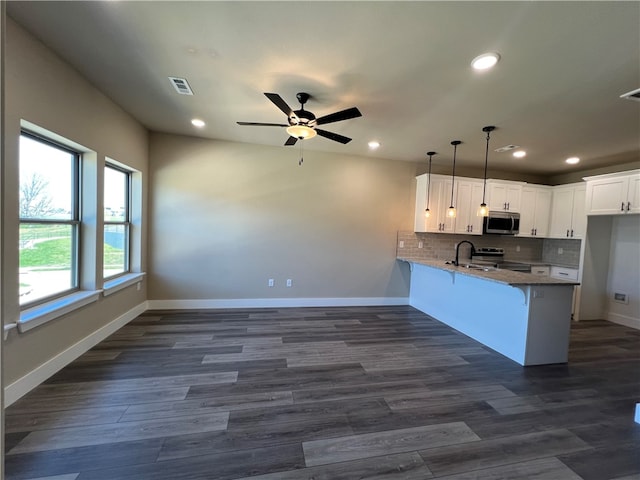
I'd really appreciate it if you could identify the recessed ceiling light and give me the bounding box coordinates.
[513,150,526,158]
[566,157,580,164]
[368,141,380,150]
[191,119,206,128]
[471,52,500,71]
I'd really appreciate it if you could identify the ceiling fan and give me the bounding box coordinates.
[237,92,362,146]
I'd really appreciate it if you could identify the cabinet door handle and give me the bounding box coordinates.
[507,202,510,210]
[559,272,569,276]
[571,229,574,237]
[566,229,570,237]
[534,228,537,236]
[470,225,473,232]
[621,202,625,212]
[503,202,507,210]
[628,202,631,211]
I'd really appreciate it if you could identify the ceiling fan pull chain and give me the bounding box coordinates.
[299,142,304,166]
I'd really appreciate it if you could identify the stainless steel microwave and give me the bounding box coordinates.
[483,211,520,235]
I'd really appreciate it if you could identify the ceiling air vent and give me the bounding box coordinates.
[620,87,640,102]
[494,144,520,153]
[169,76,194,95]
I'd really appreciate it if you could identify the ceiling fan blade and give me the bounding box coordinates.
[284,136,298,146]
[237,122,288,127]
[264,93,293,117]
[316,107,362,126]
[315,129,352,144]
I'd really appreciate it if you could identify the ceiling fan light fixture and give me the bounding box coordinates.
[368,140,381,150]
[566,156,580,165]
[286,125,317,140]
[471,52,500,71]
[513,150,526,158]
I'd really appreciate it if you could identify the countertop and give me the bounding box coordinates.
[397,257,580,286]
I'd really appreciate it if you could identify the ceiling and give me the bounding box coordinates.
[6,1,640,177]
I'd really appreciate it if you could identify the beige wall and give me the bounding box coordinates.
[606,215,640,326]
[2,19,148,387]
[148,133,417,302]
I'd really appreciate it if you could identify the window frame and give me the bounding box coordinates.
[19,130,82,308]
[103,162,132,280]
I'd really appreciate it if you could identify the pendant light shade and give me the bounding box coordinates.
[448,141,461,218]
[478,126,495,217]
[424,151,436,218]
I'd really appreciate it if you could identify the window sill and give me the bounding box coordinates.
[19,290,102,333]
[103,272,146,297]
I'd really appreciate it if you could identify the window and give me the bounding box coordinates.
[19,132,80,306]
[103,164,131,279]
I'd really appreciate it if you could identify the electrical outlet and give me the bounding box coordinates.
[418,241,423,249]
[136,282,141,291]
[268,278,274,287]
[286,279,292,287]
[398,240,404,248]
[558,247,563,255]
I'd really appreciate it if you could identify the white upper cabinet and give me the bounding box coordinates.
[519,185,552,237]
[486,180,524,212]
[414,174,455,233]
[549,183,586,239]
[454,179,485,235]
[584,170,640,215]
[414,173,429,232]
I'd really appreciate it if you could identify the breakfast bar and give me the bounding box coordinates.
[399,258,580,366]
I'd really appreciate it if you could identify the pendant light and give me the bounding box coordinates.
[447,141,461,218]
[424,151,436,218]
[478,126,495,217]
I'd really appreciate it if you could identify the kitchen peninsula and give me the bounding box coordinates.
[398,256,579,366]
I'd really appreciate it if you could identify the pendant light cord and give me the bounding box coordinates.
[482,131,490,203]
[450,142,459,207]
[426,152,435,210]
[480,126,495,204]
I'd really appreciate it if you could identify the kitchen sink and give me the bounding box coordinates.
[447,262,496,272]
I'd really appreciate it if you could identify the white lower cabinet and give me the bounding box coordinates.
[550,266,579,281]
[531,265,550,276]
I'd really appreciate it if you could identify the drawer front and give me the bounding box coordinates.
[531,266,550,276]
[550,266,579,281]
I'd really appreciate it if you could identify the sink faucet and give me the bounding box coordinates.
[453,240,476,266]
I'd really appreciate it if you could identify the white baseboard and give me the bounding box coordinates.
[4,301,148,407]
[607,312,640,330]
[147,297,409,310]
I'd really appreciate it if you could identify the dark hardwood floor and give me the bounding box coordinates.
[4,306,640,479]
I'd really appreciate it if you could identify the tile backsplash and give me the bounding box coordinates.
[542,238,582,266]
[397,231,580,267]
